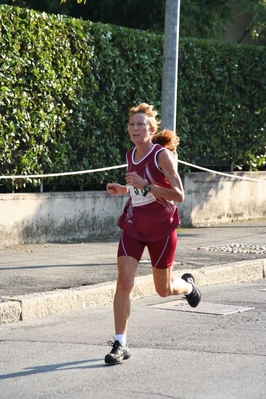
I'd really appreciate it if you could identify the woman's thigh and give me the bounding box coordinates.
[117,232,145,286]
[152,266,173,297]
[117,231,146,263]
[147,230,177,269]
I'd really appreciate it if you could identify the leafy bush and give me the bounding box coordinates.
[0,5,265,192]
[0,6,96,191]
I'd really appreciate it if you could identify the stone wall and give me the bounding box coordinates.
[0,172,265,246]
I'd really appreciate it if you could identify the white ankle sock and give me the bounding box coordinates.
[186,283,193,295]
[116,334,127,346]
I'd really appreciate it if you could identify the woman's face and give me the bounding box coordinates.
[128,113,153,144]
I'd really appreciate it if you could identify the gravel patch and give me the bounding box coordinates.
[198,244,266,255]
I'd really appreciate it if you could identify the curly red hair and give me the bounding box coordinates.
[152,129,180,152]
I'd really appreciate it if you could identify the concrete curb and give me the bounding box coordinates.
[1,259,265,325]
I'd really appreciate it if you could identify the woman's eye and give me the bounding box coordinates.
[128,122,148,128]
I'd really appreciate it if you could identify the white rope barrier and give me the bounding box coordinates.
[0,164,127,180]
[177,160,266,182]
[0,160,265,183]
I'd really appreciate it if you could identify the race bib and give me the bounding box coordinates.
[129,185,156,207]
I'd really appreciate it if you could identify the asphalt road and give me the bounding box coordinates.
[1,280,266,399]
[1,220,265,296]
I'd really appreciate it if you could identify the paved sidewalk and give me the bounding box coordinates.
[0,219,265,324]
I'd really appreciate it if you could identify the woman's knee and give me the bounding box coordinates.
[116,275,134,294]
[116,256,138,294]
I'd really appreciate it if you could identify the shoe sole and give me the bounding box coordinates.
[104,352,131,365]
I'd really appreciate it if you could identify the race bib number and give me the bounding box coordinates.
[129,185,156,207]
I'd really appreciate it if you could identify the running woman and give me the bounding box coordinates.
[105,103,201,364]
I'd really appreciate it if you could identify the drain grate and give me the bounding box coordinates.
[151,300,255,315]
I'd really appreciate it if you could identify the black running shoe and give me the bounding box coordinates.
[181,273,201,308]
[104,340,132,364]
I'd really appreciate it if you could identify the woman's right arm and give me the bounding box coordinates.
[106,183,129,196]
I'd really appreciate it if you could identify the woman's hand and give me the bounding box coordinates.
[106,183,128,196]
[125,172,147,190]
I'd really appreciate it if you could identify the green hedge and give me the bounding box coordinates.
[177,39,266,171]
[0,5,265,192]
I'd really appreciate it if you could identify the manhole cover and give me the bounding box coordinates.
[151,300,255,315]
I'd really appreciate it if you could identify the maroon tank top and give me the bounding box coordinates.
[117,144,180,241]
